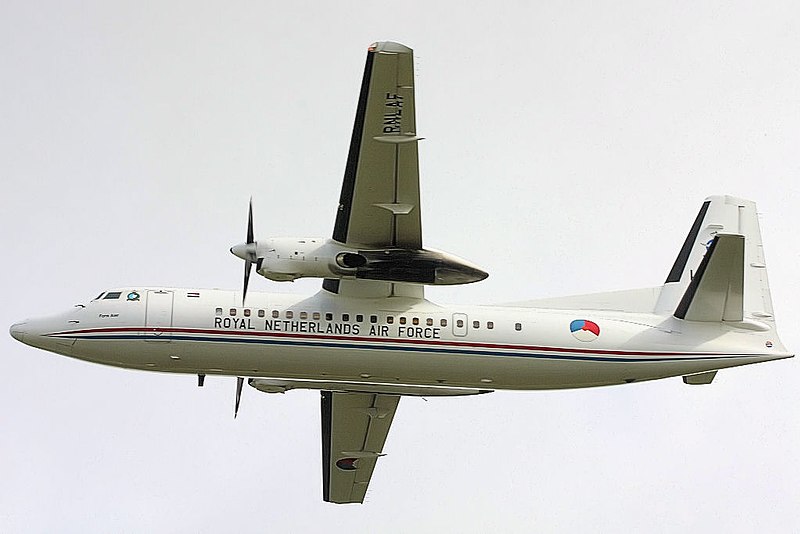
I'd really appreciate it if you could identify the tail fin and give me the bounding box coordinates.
[655,196,776,324]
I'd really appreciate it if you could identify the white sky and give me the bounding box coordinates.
[2,1,799,532]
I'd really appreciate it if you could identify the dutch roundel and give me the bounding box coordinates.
[336,458,358,471]
[570,319,600,342]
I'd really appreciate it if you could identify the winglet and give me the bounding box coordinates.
[674,234,744,322]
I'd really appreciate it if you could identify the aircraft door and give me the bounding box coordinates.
[452,313,468,337]
[145,290,174,341]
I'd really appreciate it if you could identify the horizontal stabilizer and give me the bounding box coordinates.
[674,234,744,322]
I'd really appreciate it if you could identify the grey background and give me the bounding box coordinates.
[2,1,798,532]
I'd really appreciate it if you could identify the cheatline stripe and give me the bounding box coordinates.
[44,327,762,364]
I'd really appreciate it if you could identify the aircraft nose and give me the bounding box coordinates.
[9,322,27,343]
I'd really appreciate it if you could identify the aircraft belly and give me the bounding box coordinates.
[72,336,775,390]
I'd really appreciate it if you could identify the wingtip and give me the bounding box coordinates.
[368,41,412,54]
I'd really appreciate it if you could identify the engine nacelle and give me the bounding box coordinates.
[254,238,487,285]
[254,238,340,281]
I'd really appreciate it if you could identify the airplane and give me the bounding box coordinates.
[9,41,793,504]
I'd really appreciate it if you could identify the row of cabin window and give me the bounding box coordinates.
[451,320,522,331]
[215,307,522,331]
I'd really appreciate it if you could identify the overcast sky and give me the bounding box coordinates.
[2,1,799,532]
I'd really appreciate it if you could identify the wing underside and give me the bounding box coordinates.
[323,42,488,297]
[333,41,421,249]
[321,391,400,504]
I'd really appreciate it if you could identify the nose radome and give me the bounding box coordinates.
[9,322,27,343]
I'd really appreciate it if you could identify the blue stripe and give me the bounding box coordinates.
[61,333,758,364]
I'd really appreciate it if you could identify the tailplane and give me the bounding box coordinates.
[673,234,744,321]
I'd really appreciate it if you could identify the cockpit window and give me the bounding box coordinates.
[103,292,122,300]
[93,292,105,301]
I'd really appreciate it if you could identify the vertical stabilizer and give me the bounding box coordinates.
[655,196,775,324]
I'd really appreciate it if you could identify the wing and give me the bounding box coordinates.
[333,41,422,249]
[321,391,400,504]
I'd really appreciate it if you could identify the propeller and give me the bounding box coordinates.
[243,200,254,304]
[230,198,260,305]
[234,376,244,418]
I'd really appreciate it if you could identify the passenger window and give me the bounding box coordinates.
[258,310,265,318]
[370,315,377,324]
[473,321,480,329]
[215,307,223,316]
[313,312,320,320]
[325,313,333,321]
[399,317,406,325]
[412,317,419,325]
[387,316,394,324]
[487,321,494,330]
[426,318,433,326]
[272,310,279,318]
[342,313,350,322]
[300,312,308,320]
[286,311,293,319]
[440,319,447,327]
[515,323,522,331]
[230,308,237,316]
[456,319,464,328]
[103,292,122,300]
[356,314,363,322]
[244,309,251,317]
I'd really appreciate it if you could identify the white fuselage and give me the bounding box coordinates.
[11,287,789,391]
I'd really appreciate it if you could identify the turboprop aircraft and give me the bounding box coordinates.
[9,41,792,504]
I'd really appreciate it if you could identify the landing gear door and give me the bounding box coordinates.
[452,313,468,337]
[145,290,173,341]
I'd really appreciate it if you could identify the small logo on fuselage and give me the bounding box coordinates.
[127,291,140,301]
[570,319,600,342]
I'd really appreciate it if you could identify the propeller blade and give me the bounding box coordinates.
[246,197,254,244]
[233,198,257,305]
[243,258,252,306]
[234,376,244,418]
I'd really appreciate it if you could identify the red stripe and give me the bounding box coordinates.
[47,326,730,357]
